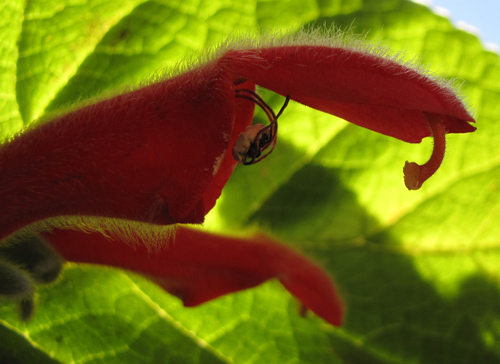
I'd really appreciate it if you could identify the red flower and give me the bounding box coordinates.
[42,227,344,326]
[225,45,476,189]
[0,32,476,325]
[0,66,255,240]
[0,33,475,240]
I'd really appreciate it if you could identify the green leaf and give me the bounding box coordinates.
[0,0,24,140]
[2,0,500,363]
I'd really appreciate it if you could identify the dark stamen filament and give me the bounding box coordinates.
[235,89,290,165]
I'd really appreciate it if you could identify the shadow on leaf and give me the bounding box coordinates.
[250,161,500,364]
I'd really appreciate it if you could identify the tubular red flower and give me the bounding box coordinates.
[0,31,479,330]
[224,45,475,142]
[42,227,344,326]
[0,68,254,240]
[221,44,475,190]
[0,32,477,239]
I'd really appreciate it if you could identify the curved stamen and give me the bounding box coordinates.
[233,90,290,165]
[235,89,277,121]
[404,112,447,190]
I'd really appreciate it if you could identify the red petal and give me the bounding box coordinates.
[43,227,344,326]
[0,66,252,240]
[224,46,476,143]
[202,80,256,214]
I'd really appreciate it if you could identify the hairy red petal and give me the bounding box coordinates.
[43,227,344,326]
[224,46,476,143]
[0,65,253,240]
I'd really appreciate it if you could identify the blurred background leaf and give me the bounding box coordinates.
[1,0,499,363]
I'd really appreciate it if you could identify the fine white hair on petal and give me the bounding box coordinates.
[157,25,443,83]
[15,216,177,252]
[222,25,471,115]
[32,24,470,128]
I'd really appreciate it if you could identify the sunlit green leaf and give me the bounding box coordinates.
[1,0,499,363]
